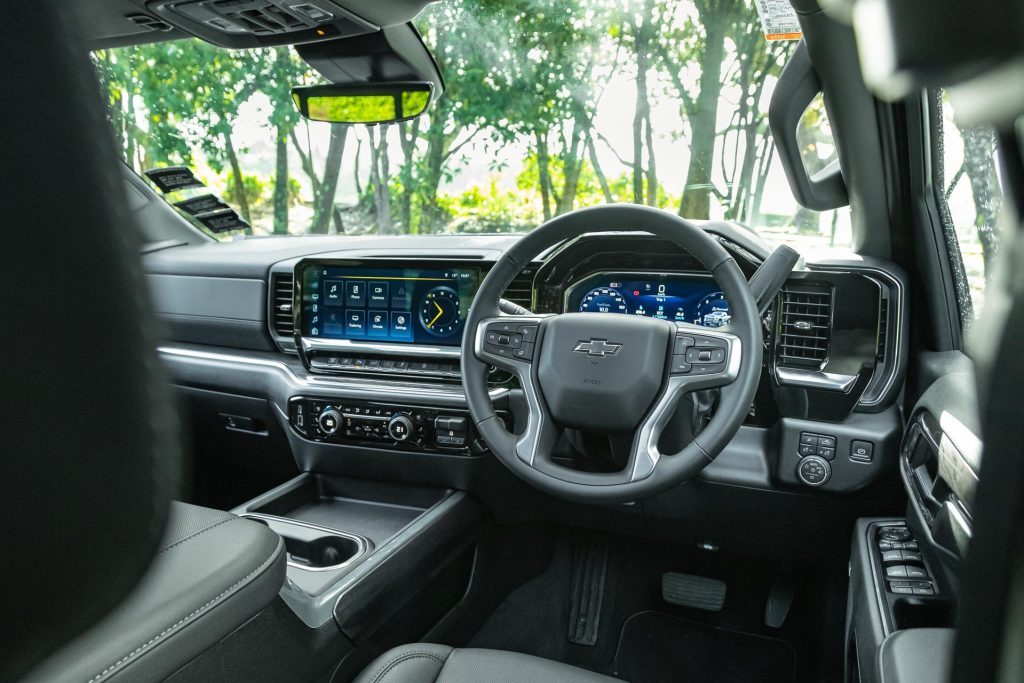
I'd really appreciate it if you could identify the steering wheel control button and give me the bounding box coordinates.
[518,323,539,343]
[673,333,728,375]
[513,343,534,360]
[484,320,535,361]
[673,335,695,353]
[685,347,726,363]
[850,440,874,463]
[796,455,830,486]
[670,356,692,374]
[692,362,727,375]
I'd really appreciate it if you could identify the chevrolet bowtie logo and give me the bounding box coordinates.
[573,339,622,357]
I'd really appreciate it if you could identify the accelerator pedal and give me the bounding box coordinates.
[764,577,795,628]
[567,535,610,646]
[661,572,727,612]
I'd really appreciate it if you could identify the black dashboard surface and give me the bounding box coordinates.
[142,234,522,278]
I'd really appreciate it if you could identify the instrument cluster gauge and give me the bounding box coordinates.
[579,287,628,314]
[419,286,463,338]
[695,292,732,327]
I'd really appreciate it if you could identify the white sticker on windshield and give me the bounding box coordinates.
[754,0,803,41]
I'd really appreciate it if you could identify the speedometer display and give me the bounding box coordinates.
[567,272,730,328]
[579,287,628,314]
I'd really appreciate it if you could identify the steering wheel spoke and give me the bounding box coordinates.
[474,314,561,467]
[628,324,742,482]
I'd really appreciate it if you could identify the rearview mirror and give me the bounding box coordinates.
[291,82,433,124]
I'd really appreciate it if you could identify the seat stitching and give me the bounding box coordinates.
[87,536,284,683]
[368,651,448,683]
[157,516,237,555]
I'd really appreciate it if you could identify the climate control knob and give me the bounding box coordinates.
[318,408,342,435]
[388,414,414,441]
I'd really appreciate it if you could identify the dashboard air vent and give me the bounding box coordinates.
[876,296,889,361]
[502,265,537,311]
[271,273,294,338]
[778,284,833,368]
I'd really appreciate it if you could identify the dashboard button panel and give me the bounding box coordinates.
[288,398,507,454]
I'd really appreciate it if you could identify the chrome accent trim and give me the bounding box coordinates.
[300,336,462,358]
[157,345,511,402]
[240,513,370,573]
[806,263,906,407]
[861,272,905,406]
[629,323,742,482]
[775,366,858,392]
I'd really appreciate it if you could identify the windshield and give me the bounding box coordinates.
[96,0,849,249]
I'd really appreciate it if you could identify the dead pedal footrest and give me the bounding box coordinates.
[567,535,610,646]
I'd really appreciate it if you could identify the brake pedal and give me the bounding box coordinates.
[764,577,795,628]
[661,572,726,612]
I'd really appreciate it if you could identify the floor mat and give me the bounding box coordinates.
[609,611,796,683]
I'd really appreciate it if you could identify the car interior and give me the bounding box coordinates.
[4,0,1024,682]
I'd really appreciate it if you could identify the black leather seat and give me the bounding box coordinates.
[0,2,286,681]
[25,503,285,682]
[354,644,622,683]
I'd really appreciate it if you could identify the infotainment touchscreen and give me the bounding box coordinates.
[298,261,480,346]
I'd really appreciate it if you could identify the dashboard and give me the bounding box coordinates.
[566,272,731,328]
[143,229,908,497]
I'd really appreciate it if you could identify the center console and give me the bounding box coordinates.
[233,474,484,635]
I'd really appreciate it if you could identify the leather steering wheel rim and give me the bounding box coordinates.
[462,204,762,504]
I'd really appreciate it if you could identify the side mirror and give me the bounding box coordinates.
[291,82,432,124]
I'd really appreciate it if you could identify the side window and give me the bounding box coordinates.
[936,91,1005,328]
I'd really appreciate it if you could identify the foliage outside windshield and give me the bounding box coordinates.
[96,0,849,249]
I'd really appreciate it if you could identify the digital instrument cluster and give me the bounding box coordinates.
[298,260,480,346]
[566,272,732,327]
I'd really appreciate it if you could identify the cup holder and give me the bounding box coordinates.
[284,534,362,569]
[243,515,367,571]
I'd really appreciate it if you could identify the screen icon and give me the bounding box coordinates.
[391,284,411,309]
[324,279,344,306]
[345,310,365,337]
[390,311,413,341]
[345,281,366,307]
[368,310,389,338]
[369,281,389,306]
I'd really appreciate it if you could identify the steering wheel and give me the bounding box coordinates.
[462,204,763,504]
